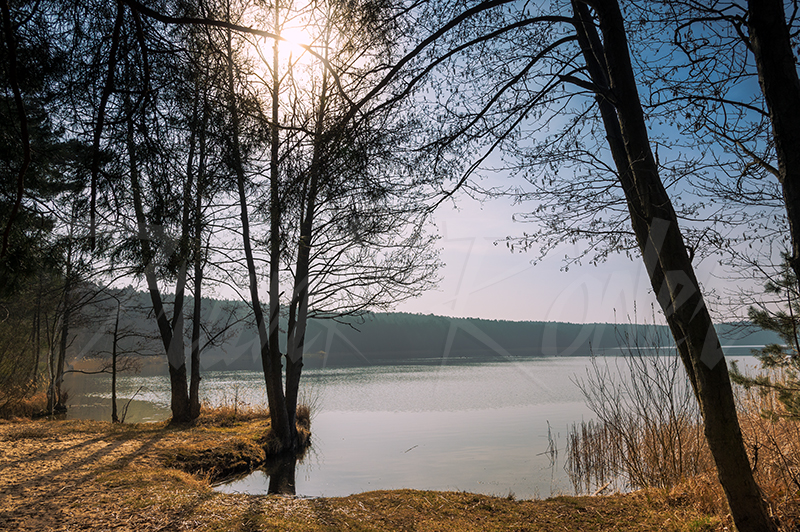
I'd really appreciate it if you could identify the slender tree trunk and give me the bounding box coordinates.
[266,2,292,449]
[111,300,120,423]
[190,250,202,419]
[223,25,291,448]
[286,43,330,430]
[746,0,800,285]
[31,274,42,386]
[126,108,191,424]
[54,247,71,411]
[179,88,201,422]
[54,222,78,410]
[46,313,58,414]
[189,98,207,420]
[573,2,775,530]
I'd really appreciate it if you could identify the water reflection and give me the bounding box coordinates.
[217,451,307,496]
[264,452,298,495]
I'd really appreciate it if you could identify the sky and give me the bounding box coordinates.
[393,189,734,324]
[201,2,771,326]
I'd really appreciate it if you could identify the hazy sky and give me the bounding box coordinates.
[394,190,733,324]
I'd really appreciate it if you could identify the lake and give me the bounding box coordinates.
[63,355,759,499]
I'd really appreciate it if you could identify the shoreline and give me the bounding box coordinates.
[0,417,732,531]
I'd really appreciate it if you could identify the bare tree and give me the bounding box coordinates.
[566,3,773,527]
[369,0,774,527]
[65,288,157,423]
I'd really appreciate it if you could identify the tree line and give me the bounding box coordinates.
[52,291,781,372]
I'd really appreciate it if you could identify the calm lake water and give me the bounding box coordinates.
[63,355,759,499]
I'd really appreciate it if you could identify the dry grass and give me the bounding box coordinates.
[195,401,271,427]
[567,372,800,531]
[0,391,49,419]
[665,387,800,531]
[234,489,730,532]
[737,387,800,531]
[0,416,730,531]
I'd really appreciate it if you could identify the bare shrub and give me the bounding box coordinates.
[565,317,800,527]
[566,319,711,493]
[0,391,49,419]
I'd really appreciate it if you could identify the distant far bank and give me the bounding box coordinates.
[200,312,778,372]
[68,300,779,375]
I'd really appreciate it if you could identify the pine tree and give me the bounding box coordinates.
[731,256,800,419]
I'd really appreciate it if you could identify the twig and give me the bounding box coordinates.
[120,385,144,424]
[592,481,611,496]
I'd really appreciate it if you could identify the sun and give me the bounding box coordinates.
[242,1,338,100]
[242,3,323,78]
[279,24,316,65]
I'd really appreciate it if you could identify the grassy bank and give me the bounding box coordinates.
[0,414,740,532]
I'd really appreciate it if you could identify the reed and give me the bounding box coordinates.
[567,348,800,528]
[566,412,711,494]
[566,318,710,493]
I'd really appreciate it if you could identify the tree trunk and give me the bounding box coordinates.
[746,0,800,285]
[167,264,192,424]
[189,167,203,420]
[47,331,56,413]
[189,181,203,420]
[224,24,291,448]
[573,2,776,530]
[31,274,42,386]
[286,46,330,431]
[190,258,202,419]
[111,300,120,423]
[189,85,209,421]
[46,314,58,415]
[54,237,72,411]
[180,86,202,422]
[126,107,191,424]
[266,3,292,449]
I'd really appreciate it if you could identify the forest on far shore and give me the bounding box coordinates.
[66,289,781,374]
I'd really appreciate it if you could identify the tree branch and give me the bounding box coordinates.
[0,0,31,259]
[90,1,124,250]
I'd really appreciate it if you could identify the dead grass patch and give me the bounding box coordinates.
[0,391,49,419]
[195,401,271,427]
[164,438,267,481]
[3,424,51,441]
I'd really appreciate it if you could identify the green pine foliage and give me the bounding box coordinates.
[730,258,800,419]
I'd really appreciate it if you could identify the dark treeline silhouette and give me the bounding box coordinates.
[65,290,779,371]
